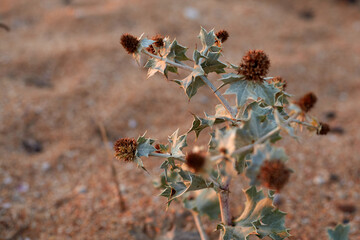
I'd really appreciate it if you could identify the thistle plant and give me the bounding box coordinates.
[118,27,349,240]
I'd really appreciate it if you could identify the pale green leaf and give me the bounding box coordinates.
[184,189,220,220]
[219,73,281,107]
[201,52,227,74]
[136,133,156,158]
[327,224,350,240]
[168,129,187,158]
[198,27,216,51]
[174,65,205,99]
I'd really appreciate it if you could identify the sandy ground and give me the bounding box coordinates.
[1,0,360,239]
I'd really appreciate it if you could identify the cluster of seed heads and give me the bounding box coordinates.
[117,29,330,188]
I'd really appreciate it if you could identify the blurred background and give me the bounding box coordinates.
[1,0,360,239]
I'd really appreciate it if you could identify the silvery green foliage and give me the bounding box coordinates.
[144,38,189,78]
[217,187,289,240]
[184,188,220,220]
[327,224,350,240]
[134,133,157,171]
[124,27,344,240]
[219,73,281,107]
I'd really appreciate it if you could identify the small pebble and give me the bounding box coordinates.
[3,176,12,185]
[17,182,29,193]
[2,202,12,209]
[324,111,336,120]
[76,185,87,194]
[184,7,200,20]
[329,173,340,183]
[330,126,345,134]
[336,203,357,214]
[299,9,315,21]
[22,138,43,153]
[128,119,137,129]
[313,176,326,185]
[42,162,51,172]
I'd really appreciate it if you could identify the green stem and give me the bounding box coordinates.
[149,152,186,163]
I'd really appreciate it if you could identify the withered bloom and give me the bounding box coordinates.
[152,34,164,48]
[317,122,330,135]
[297,92,317,112]
[154,143,162,153]
[114,138,138,162]
[258,160,291,192]
[268,76,287,91]
[216,30,229,43]
[238,50,270,81]
[186,152,206,172]
[120,34,140,54]
[146,45,155,54]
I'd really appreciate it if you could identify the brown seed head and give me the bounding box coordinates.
[114,138,137,162]
[154,143,162,153]
[317,122,330,135]
[298,92,317,112]
[268,76,287,91]
[216,30,229,43]
[152,34,164,48]
[238,50,270,81]
[120,34,139,54]
[146,45,155,54]
[258,160,291,192]
[186,152,206,172]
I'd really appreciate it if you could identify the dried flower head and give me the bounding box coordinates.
[268,76,287,91]
[152,34,164,48]
[120,34,139,54]
[146,45,155,54]
[258,160,291,192]
[297,92,317,112]
[238,50,270,81]
[216,30,229,43]
[186,151,207,172]
[114,138,137,162]
[317,122,330,135]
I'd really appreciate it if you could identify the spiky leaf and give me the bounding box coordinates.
[136,133,156,157]
[218,186,289,240]
[327,224,350,240]
[201,52,227,74]
[168,129,187,158]
[198,27,216,51]
[174,65,205,99]
[219,73,281,107]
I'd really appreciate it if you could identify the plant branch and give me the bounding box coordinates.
[290,119,318,129]
[218,177,232,226]
[191,210,210,240]
[149,152,186,163]
[142,49,236,118]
